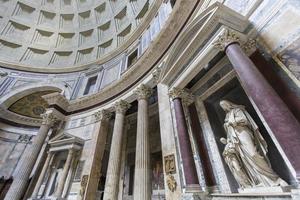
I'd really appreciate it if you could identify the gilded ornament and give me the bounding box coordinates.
[213,29,240,51]
[79,175,89,199]
[167,175,177,192]
[164,154,176,174]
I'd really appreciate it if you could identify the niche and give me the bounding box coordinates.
[204,78,296,191]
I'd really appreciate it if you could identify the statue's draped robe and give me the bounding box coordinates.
[223,107,286,187]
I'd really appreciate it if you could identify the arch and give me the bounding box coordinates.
[0,82,70,109]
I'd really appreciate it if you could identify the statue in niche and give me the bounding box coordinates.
[219,100,287,188]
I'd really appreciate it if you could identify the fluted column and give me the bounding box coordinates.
[169,88,199,186]
[31,151,54,198]
[103,100,131,200]
[84,109,112,200]
[213,29,300,180]
[55,148,74,198]
[133,84,152,200]
[4,109,59,200]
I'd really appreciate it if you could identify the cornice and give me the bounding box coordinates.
[66,0,199,112]
[42,92,70,110]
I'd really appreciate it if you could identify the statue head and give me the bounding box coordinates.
[220,100,244,112]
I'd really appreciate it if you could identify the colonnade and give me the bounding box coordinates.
[4,109,61,200]
[4,28,300,200]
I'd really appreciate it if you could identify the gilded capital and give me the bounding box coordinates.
[169,87,194,105]
[133,84,152,100]
[242,38,257,54]
[93,109,112,122]
[213,29,240,51]
[114,100,131,114]
[41,110,59,126]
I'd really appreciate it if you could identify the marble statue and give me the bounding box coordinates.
[219,100,287,188]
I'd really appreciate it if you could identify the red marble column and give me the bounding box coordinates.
[171,92,199,185]
[188,103,216,187]
[214,30,300,179]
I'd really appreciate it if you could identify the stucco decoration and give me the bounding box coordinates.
[8,90,56,118]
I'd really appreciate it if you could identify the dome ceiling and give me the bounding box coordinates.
[0,0,153,70]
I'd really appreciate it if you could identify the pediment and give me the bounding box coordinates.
[49,132,74,143]
[49,132,84,148]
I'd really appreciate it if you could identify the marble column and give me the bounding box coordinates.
[54,148,74,198]
[84,109,112,200]
[31,151,54,198]
[213,29,300,179]
[4,109,59,200]
[103,100,131,200]
[133,84,152,200]
[188,103,216,188]
[169,88,199,186]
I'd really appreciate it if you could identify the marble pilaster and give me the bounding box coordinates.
[84,109,112,200]
[133,84,152,200]
[103,100,131,200]
[4,109,60,200]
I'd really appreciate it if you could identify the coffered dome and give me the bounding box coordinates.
[0,0,154,71]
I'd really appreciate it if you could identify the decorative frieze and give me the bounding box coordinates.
[133,84,152,100]
[18,134,32,143]
[169,87,194,105]
[213,29,240,51]
[93,109,112,122]
[113,100,131,114]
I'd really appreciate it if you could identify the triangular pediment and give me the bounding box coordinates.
[49,132,74,143]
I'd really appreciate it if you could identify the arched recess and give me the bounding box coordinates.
[0,82,70,110]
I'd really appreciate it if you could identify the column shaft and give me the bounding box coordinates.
[173,98,199,185]
[55,149,74,198]
[133,98,151,200]
[4,123,52,200]
[31,152,54,198]
[188,103,216,187]
[103,100,130,200]
[225,43,300,178]
[103,113,125,200]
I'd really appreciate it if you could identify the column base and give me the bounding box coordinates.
[185,184,202,193]
[202,185,219,193]
[211,192,293,200]
[238,186,292,194]
[28,197,67,200]
[182,192,211,200]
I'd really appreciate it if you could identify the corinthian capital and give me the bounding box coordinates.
[94,109,112,122]
[41,109,60,126]
[169,87,194,105]
[114,100,131,114]
[133,84,152,100]
[213,29,240,51]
